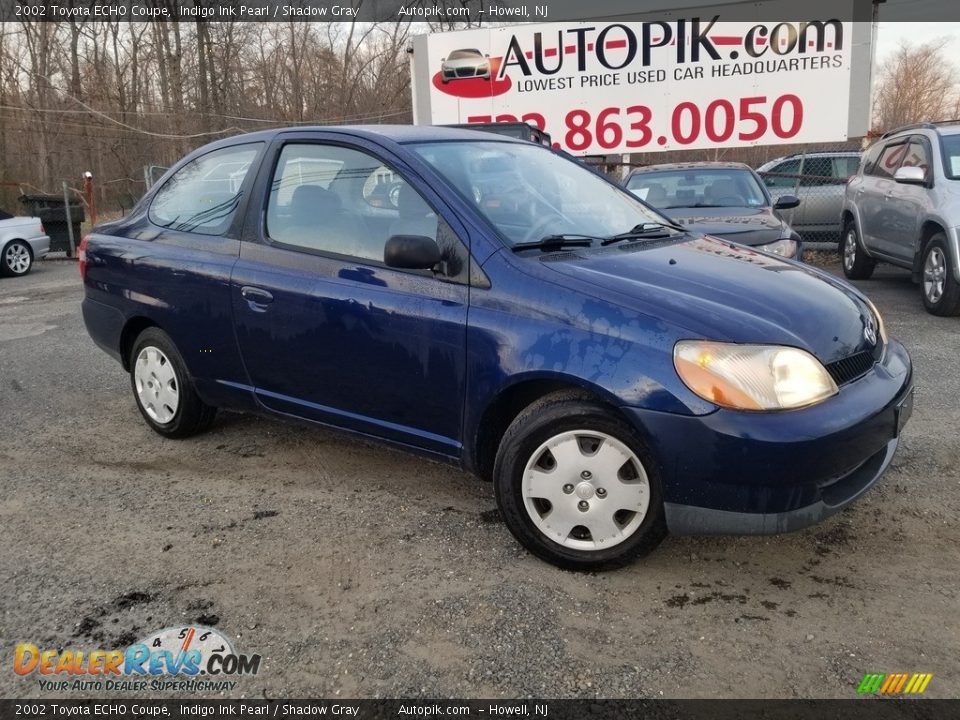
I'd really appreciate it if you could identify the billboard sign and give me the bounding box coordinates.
[411,18,869,155]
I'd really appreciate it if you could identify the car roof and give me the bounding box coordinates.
[205,124,526,151]
[629,161,752,174]
[759,151,860,166]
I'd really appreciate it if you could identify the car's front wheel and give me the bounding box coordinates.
[1,240,33,277]
[921,235,960,316]
[493,392,667,570]
[130,327,216,438]
[841,222,875,280]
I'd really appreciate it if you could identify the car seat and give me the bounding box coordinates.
[279,185,360,256]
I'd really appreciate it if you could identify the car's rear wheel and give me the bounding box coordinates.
[841,222,875,280]
[1,240,33,277]
[921,235,960,316]
[493,392,667,570]
[130,327,216,438]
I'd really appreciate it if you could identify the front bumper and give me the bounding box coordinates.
[621,339,913,535]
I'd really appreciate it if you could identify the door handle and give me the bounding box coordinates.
[241,286,273,306]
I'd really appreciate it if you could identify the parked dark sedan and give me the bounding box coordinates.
[625,162,804,260]
[81,126,912,570]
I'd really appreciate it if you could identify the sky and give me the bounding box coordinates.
[876,21,960,60]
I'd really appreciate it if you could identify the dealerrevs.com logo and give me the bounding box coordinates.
[14,625,261,693]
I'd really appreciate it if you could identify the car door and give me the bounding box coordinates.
[885,136,933,263]
[762,158,803,229]
[859,139,908,256]
[230,135,471,457]
[797,155,837,236]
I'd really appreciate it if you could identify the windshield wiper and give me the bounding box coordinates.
[662,203,732,209]
[600,222,685,246]
[511,234,601,253]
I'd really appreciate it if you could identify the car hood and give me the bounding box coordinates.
[443,57,486,68]
[661,207,787,246]
[541,235,877,365]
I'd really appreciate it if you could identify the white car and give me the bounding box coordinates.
[0,214,50,277]
[440,49,491,83]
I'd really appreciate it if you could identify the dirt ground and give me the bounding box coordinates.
[1,258,957,699]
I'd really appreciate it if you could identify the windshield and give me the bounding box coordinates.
[410,141,669,246]
[626,168,768,210]
[941,134,960,179]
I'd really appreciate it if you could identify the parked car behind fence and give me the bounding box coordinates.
[757,151,862,244]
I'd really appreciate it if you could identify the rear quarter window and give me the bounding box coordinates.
[149,143,262,235]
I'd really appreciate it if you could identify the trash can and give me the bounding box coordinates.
[18,194,85,255]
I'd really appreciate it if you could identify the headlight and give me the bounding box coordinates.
[864,297,888,345]
[674,341,838,411]
[758,238,798,258]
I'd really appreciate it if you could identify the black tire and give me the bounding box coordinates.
[921,235,960,316]
[129,327,216,438]
[493,391,667,571]
[0,240,33,277]
[840,221,876,280]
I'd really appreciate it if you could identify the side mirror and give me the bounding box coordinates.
[384,235,442,270]
[774,195,801,210]
[894,165,926,185]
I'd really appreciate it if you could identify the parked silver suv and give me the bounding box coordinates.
[841,122,960,316]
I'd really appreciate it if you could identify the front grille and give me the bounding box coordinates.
[456,68,475,77]
[825,350,875,386]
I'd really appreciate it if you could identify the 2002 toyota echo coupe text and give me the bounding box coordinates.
[81,125,914,570]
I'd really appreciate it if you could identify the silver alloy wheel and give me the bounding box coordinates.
[522,430,650,551]
[924,246,947,304]
[843,229,857,271]
[4,242,31,274]
[134,346,180,424]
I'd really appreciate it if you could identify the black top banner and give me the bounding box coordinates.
[0,0,956,23]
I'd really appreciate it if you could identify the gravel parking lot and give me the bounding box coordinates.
[1,258,957,699]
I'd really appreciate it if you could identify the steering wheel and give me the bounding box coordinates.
[713,195,744,206]
[520,213,567,244]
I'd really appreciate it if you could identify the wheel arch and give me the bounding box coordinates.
[2,237,33,257]
[119,316,159,372]
[469,374,633,482]
[840,209,856,235]
[912,220,948,281]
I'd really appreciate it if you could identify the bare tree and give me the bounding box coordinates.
[872,38,960,132]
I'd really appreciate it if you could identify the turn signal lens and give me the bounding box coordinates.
[674,341,838,411]
[758,238,798,258]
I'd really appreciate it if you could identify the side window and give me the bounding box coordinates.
[363,165,403,209]
[149,143,261,235]
[763,159,800,188]
[861,143,883,175]
[872,142,908,179]
[266,143,438,264]
[799,156,833,186]
[901,139,931,178]
[834,156,861,179]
